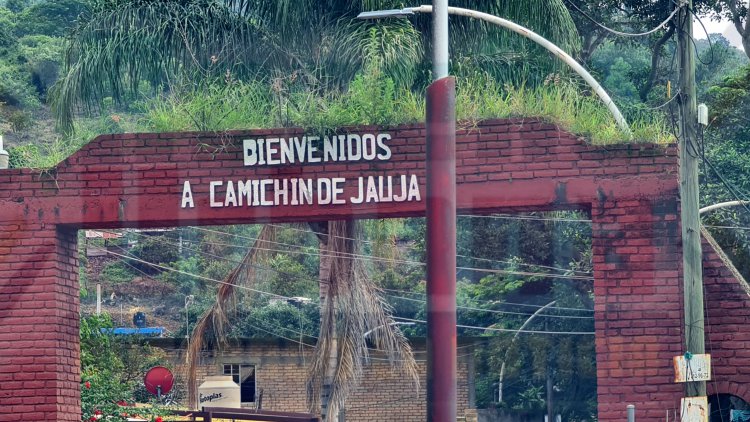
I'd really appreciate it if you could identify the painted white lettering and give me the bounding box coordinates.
[408,175,421,201]
[299,179,313,204]
[337,135,346,161]
[307,136,321,163]
[237,180,252,206]
[379,176,393,202]
[323,136,338,162]
[393,175,408,202]
[181,181,194,208]
[332,178,345,204]
[243,139,258,166]
[362,134,377,160]
[224,180,237,207]
[365,176,378,202]
[347,134,362,161]
[290,178,299,205]
[318,178,332,205]
[280,137,295,164]
[251,180,260,206]
[209,181,223,207]
[257,139,266,165]
[266,138,280,165]
[294,137,307,163]
[376,134,392,160]
[260,179,273,206]
[275,179,288,205]
[351,177,364,204]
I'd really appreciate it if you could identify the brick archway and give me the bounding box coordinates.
[1,118,748,421]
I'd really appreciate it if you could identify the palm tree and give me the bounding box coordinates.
[55,1,581,419]
[53,0,579,131]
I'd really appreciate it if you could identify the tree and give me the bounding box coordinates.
[53,0,581,131]
[709,0,750,59]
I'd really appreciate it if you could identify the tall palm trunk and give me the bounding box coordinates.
[308,220,418,422]
[316,223,339,420]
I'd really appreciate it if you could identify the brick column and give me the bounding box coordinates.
[592,197,684,421]
[0,225,80,421]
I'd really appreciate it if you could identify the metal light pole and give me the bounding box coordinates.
[357,4,629,420]
[359,3,457,421]
[424,2,457,420]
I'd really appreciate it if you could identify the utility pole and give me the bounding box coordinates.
[676,0,706,397]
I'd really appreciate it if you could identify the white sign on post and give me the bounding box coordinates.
[673,354,711,383]
[680,397,708,422]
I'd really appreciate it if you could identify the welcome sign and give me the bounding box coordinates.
[179,132,422,209]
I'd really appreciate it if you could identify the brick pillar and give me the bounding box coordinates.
[0,225,80,421]
[592,197,683,422]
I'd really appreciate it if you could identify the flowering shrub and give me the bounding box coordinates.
[80,314,172,422]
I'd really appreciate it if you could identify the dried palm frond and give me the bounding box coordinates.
[185,225,276,408]
[307,220,418,421]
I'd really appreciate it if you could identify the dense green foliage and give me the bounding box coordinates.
[80,314,169,421]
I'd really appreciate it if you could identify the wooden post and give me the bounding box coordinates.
[677,0,706,397]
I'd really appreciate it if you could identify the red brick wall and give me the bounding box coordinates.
[1,118,722,422]
[0,226,79,421]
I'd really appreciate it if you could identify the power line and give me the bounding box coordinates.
[386,294,593,320]
[108,229,594,320]
[107,230,595,317]
[393,317,594,336]
[103,249,294,301]
[103,242,594,334]
[195,224,591,275]
[459,214,591,223]
[183,227,594,280]
[380,288,594,313]
[565,0,681,37]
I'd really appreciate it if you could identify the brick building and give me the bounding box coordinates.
[151,338,476,421]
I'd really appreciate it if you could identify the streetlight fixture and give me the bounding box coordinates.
[357,5,632,135]
[358,4,631,422]
[360,2,456,421]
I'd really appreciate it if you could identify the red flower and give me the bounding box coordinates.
[88,417,96,421]
[85,381,91,389]
[155,417,163,422]
[94,409,102,415]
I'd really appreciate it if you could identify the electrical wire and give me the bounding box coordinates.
[103,239,594,334]
[393,316,594,335]
[380,288,593,313]
[103,249,294,301]
[459,213,591,223]
[689,6,715,66]
[565,0,681,37]
[108,229,595,319]
[181,227,594,280]
[386,294,593,320]
[200,221,593,276]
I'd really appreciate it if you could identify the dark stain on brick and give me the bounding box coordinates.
[118,198,126,221]
[605,250,622,264]
[37,208,43,220]
[53,207,60,217]
[596,187,608,214]
[555,182,568,205]
[652,199,678,217]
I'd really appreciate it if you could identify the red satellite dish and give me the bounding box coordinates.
[144,366,174,396]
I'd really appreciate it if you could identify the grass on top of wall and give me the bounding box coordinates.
[9,71,673,169]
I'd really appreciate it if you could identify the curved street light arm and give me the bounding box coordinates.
[699,200,750,215]
[403,5,632,137]
[497,300,557,403]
